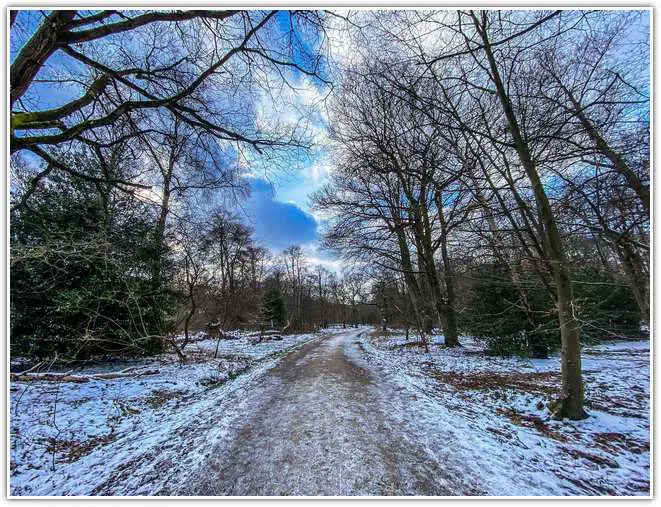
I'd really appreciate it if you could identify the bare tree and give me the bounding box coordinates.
[282,245,305,330]
[10,9,327,204]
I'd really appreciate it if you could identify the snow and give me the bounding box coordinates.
[10,327,650,497]
[351,330,650,496]
[9,330,322,496]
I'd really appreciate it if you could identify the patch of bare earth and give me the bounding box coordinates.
[424,356,648,495]
[46,433,117,464]
[431,370,560,396]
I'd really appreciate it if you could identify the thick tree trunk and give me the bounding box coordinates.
[10,11,77,108]
[553,266,585,419]
[474,11,586,419]
[415,248,437,333]
[439,256,459,347]
[393,219,431,352]
[435,192,460,347]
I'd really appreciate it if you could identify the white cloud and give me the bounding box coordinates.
[300,243,345,274]
[276,156,334,215]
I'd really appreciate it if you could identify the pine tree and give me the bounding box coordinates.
[259,287,285,330]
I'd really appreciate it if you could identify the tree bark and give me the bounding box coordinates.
[609,235,650,325]
[473,10,586,419]
[144,133,178,354]
[435,192,460,347]
[392,214,431,352]
[10,11,77,108]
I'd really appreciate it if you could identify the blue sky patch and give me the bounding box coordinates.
[246,177,318,251]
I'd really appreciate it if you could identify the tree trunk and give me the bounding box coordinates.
[415,248,437,334]
[380,283,388,331]
[405,187,441,334]
[10,11,77,108]
[145,139,177,355]
[182,257,197,355]
[553,265,585,419]
[615,240,649,325]
[474,11,585,419]
[393,219,430,352]
[434,191,460,347]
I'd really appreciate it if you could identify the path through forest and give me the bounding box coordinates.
[186,329,483,496]
[10,328,649,496]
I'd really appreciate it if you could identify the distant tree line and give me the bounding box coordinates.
[10,146,379,360]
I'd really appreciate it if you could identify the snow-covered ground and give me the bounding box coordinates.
[9,327,651,497]
[9,330,323,496]
[353,331,651,496]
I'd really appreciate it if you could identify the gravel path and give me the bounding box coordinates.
[185,329,481,496]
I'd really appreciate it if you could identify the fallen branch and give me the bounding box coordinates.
[14,361,45,376]
[10,369,160,383]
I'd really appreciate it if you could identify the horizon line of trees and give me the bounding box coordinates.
[10,159,379,360]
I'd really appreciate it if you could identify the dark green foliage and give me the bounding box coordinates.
[10,169,177,359]
[461,261,643,358]
[572,266,641,341]
[259,286,286,330]
[461,262,558,358]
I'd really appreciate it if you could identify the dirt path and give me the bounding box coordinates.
[185,329,482,496]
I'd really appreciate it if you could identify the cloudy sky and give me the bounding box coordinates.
[242,135,337,269]
[234,12,341,266]
[247,177,319,251]
[11,10,340,266]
